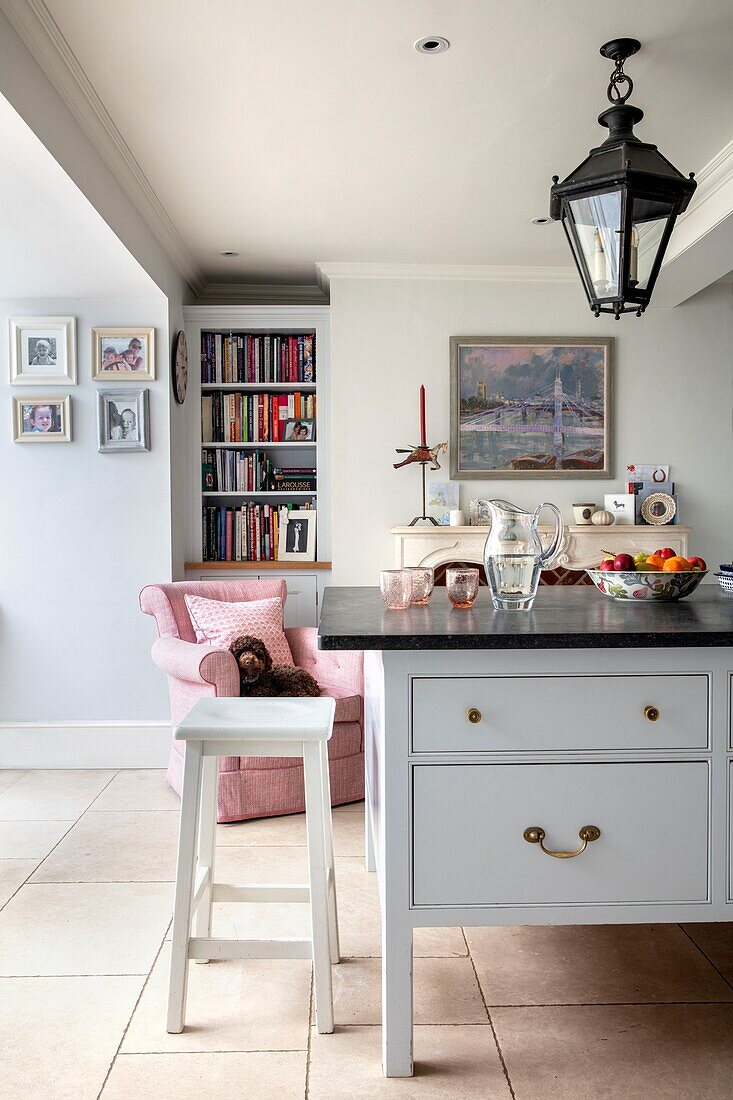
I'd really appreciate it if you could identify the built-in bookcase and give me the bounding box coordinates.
[182,305,331,626]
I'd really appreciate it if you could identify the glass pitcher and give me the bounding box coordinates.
[482,499,564,611]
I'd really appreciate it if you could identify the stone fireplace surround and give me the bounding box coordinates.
[392,524,692,584]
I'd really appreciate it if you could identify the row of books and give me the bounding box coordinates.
[202,502,315,562]
[202,449,317,494]
[201,332,315,384]
[201,392,316,444]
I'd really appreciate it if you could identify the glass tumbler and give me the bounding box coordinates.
[404,566,435,605]
[379,569,412,610]
[446,566,479,609]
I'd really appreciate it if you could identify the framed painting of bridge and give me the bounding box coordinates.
[450,336,613,479]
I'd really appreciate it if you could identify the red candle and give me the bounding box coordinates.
[419,385,426,446]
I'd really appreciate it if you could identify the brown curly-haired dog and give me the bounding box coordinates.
[229,635,321,698]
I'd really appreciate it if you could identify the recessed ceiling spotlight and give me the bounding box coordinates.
[531,217,551,225]
[414,36,450,54]
[219,250,239,257]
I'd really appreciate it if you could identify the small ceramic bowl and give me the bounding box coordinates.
[585,569,707,601]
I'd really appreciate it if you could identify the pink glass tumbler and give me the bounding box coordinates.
[405,566,435,605]
[379,569,412,610]
[446,567,479,609]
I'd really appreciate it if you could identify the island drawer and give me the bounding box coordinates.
[411,674,709,753]
[411,761,709,907]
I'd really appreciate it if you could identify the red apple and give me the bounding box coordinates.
[688,556,707,571]
[599,559,616,571]
[655,547,676,560]
[614,553,635,572]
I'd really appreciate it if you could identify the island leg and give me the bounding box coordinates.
[382,916,413,1076]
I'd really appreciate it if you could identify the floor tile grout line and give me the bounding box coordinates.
[677,923,733,994]
[304,967,314,1099]
[0,772,121,914]
[0,771,28,795]
[96,915,173,1099]
[462,927,517,1100]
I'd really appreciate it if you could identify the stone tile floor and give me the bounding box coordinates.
[1,768,732,1098]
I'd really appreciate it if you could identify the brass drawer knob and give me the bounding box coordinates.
[644,705,660,722]
[467,708,482,724]
[523,825,601,859]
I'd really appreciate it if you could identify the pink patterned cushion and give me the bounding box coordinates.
[184,594,294,666]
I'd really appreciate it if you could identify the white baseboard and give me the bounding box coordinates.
[0,721,171,769]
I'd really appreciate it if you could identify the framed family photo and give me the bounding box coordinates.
[282,418,316,442]
[13,396,71,442]
[450,336,613,478]
[92,327,155,381]
[97,389,150,453]
[9,316,76,385]
[278,509,316,561]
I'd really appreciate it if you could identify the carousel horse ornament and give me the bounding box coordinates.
[393,441,448,471]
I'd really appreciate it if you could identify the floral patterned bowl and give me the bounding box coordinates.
[585,569,708,601]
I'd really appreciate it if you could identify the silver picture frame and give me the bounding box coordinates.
[97,389,150,453]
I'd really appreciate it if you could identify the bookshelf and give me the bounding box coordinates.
[182,306,331,627]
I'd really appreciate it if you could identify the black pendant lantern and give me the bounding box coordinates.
[550,39,696,318]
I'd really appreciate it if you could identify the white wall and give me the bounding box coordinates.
[329,277,733,584]
[0,296,171,731]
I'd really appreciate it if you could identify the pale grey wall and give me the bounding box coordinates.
[0,297,172,722]
[329,278,733,584]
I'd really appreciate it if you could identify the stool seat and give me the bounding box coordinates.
[167,696,339,1037]
[174,696,336,741]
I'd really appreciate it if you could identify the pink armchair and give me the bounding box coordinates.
[139,578,364,822]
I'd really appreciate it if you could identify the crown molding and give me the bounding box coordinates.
[195,281,329,305]
[1,0,204,294]
[316,262,576,288]
[663,137,733,264]
[184,304,330,325]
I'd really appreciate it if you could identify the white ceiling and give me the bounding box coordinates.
[0,92,159,298]
[35,0,733,287]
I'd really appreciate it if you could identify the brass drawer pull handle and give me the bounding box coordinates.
[467,708,482,724]
[644,705,660,722]
[523,825,601,859]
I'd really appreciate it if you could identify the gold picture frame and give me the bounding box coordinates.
[92,327,155,381]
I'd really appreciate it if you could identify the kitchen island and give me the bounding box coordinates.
[318,586,733,1077]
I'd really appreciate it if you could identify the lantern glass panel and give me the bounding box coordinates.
[568,190,622,298]
[630,195,676,290]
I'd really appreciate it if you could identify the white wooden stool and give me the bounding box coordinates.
[167,696,339,1035]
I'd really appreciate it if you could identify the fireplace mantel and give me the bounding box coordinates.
[392,524,691,571]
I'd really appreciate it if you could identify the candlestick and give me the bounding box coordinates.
[419,385,426,447]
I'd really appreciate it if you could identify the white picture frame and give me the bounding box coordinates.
[97,389,150,453]
[13,395,72,442]
[278,509,316,561]
[92,327,155,381]
[9,316,76,385]
[604,492,635,525]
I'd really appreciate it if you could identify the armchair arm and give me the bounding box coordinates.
[151,636,239,695]
[285,626,364,698]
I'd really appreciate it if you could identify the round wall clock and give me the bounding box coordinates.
[173,330,188,404]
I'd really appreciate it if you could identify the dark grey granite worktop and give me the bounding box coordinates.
[317,586,733,650]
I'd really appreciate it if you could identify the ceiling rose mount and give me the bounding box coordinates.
[550,38,696,319]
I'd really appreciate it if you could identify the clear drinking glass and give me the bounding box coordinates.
[446,567,479,609]
[404,566,435,605]
[379,569,412,610]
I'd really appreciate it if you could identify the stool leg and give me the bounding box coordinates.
[320,740,340,965]
[193,754,218,963]
[303,741,334,1034]
[167,740,203,1034]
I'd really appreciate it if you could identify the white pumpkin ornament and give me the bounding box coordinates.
[591,509,615,526]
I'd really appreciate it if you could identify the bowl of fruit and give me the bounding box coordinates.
[586,548,708,601]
